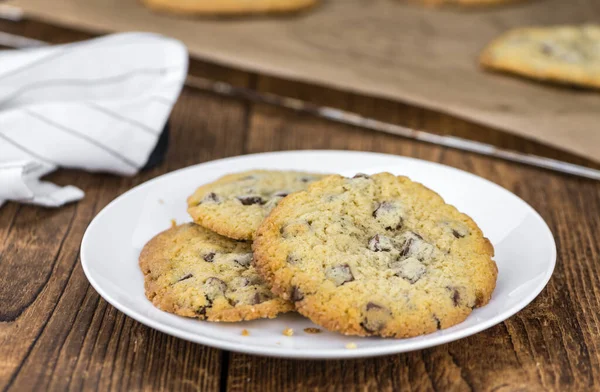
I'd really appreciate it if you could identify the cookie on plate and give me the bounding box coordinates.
[253,173,497,338]
[139,223,293,322]
[141,0,317,15]
[187,170,326,240]
[480,25,600,89]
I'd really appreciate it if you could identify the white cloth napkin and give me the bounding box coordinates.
[0,32,188,208]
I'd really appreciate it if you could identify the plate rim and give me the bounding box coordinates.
[80,150,557,359]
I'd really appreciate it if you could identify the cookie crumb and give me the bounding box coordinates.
[345,342,357,349]
[282,328,294,336]
[170,219,177,228]
[241,329,249,336]
[158,199,164,204]
[303,327,322,334]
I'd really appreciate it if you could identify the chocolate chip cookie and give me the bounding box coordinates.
[253,173,497,338]
[187,170,326,240]
[480,25,600,89]
[139,223,293,322]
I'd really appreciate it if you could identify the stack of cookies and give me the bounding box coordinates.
[140,170,497,338]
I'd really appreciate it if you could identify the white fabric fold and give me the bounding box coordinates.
[0,32,189,207]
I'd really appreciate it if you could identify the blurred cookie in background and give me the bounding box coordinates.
[480,25,600,89]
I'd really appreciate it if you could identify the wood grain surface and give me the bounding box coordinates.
[1,19,599,392]
[8,0,600,162]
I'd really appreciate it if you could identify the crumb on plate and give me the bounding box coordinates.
[241,329,249,336]
[304,327,322,334]
[345,342,357,349]
[170,219,177,228]
[283,328,294,336]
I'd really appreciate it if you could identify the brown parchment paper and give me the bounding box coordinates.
[7,0,600,162]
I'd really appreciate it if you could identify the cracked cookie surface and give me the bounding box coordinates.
[139,223,293,322]
[187,170,326,240]
[253,173,497,338]
[480,25,600,89]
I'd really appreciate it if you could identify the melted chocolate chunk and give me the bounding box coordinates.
[368,234,393,252]
[291,286,304,302]
[202,192,221,204]
[452,229,464,238]
[286,254,300,265]
[372,201,404,231]
[447,286,461,307]
[252,292,271,305]
[360,302,392,333]
[325,264,355,286]
[204,277,227,300]
[203,252,216,263]
[353,173,371,179]
[178,273,193,282]
[393,258,426,284]
[399,238,414,257]
[234,253,253,267]
[237,196,265,206]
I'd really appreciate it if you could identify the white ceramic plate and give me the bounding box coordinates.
[81,150,556,359]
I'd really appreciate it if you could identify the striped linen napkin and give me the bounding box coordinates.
[0,32,188,207]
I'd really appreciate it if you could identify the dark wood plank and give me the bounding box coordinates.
[225,76,600,392]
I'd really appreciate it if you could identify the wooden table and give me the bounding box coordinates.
[1,18,599,392]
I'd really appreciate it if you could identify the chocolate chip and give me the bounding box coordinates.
[202,192,221,204]
[227,298,238,307]
[252,292,271,305]
[178,273,193,282]
[452,230,464,238]
[237,196,265,206]
[366,302,382,311]
[325,264,355,286]
[204,277,227,300]
[299,176,315,183]
[240,175,256,180]
[393,258,426,284]
[360,302,392,333]
[372,201,403,231]
[203,252,216,263]
[195,307,207,317]
[372,201,393,218]
[368,234,394,252]
[234,253,253,267]
[286,254,300,265]
[291,286,304,302]
[433,315,442,330]
[447,286,461,307]
[450,224,468,238]
[398,232,434,262]
[399,238,414,257]
[273,191,289,197]
[353,173,371,179]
